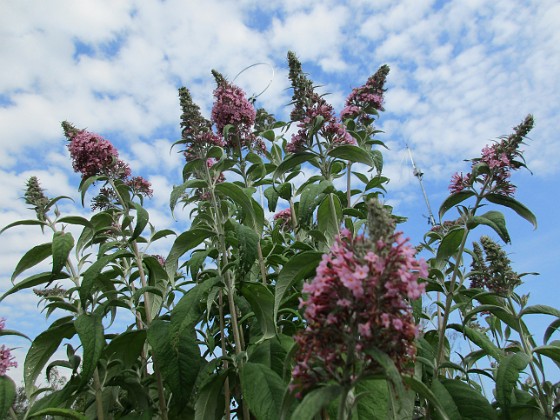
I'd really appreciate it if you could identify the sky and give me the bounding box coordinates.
[1,0,559,385]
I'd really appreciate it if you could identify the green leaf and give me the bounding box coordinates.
[75,314,105,387]
[1,272,68,303]
[28,407,87,419]
[470,211,510,243]
[25,318,76,397]
[0,219,47,235]
[165,228,212,280]
[0,376,16,420]
[130,202,149,242]
[0,329,31,341]
[496,352,530,409]
[104,330,147,368]
[147,320,201,411]
[80,250,130,307]
[440,378,497,420]
[353,379,389,420]
[464,305,519,332]
[520,305,560,318]
[533,343,560,365]
[317,194,342,243]
[170,179,208,217]
[241,282,276,341]
[57,216,93,228]
[215,182,262,230]
[264,186,279,212]
[241,362,285,420]
[298,180,332,226]
[429,379,459,420]
[485,193,537,229]
[11,242,52,282]
[290,384,341,420]
[78,175,101,206]
[235,223,259,275]
[436,228,465,260]
[439,191,476,220]
[171,277,221,336]
[274,251,323,322]
[448,323,503,360]
[194,372,227,420]
[52,231,74,275]
[273,152,316,180]
[364,347,405,398]
[327,144,374,166]
[544,318,560,344]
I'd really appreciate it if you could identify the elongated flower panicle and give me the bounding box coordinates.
[448,115,534,197]
[24,176,49,220]
[470,236,520,296]
[341,64,390,124]
[273,208,292,230]
[0,319,17,376]
[286,52,355,153]
[211,71,264,153]
[290,225,427,397]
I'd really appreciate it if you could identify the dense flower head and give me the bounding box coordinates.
[127,176,153,197]
[341,65,390,124]
[65,127,120,179]
[274,208,293,229]
[210,70,262,154]
[290,227,427,397]
[470,236,520,295]
[447,115,533,196]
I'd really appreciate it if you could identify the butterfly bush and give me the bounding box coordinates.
[448,115,534,196]
[290,201,427,397]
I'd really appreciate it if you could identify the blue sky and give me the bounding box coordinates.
[1,0,559,384]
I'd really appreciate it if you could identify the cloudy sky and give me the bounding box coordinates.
[2,0,559,384]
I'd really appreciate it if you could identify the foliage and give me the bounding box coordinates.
[0,51,558,420]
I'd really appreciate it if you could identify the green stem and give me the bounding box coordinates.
[507,297,550,417]
[435,177,493,369]
[337,386,351,420]
[93,368,105,420]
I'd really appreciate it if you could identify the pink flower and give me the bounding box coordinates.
[290,227,426,396]
[0,345,16,376]
[67,129,120,179]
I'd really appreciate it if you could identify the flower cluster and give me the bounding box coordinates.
[448,115,534,197]
[24,176,50,220]
[211,71,264,153]
[63,121,153,206]
[273,207,292,230]
[286,52,355,153]
[470,236,520,296]
[341,64,390,125]
[290,221,427,396]
[0,319,17,376]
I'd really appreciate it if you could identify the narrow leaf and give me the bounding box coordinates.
[327,144,374,166]
[130,202,149,242]
[11,242,52,282]
[485,193,537,229]
[241,362,285,420]
[520,305,560,318]
[448,323,503,360]
[241,282,276,340]
[165,228,212,280]
[439,190,476,220]
[436,228,465,261]
[25,318,76,397]
[28,407,87,419]
[57,216,93,228]
[52,231,74,275]
[1,272,68,303]
[75,314,105,388]
[0,376,16,420]
[440,378,497,420]
[274,251,323,322]
[496,352,530,409]
[290,384,341,420]
[194,372,227,420]
[298,180,332,226]
[235,223,259,275]
[273,152,316,180]
[471,210,510,243]
[0,219,47,235]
